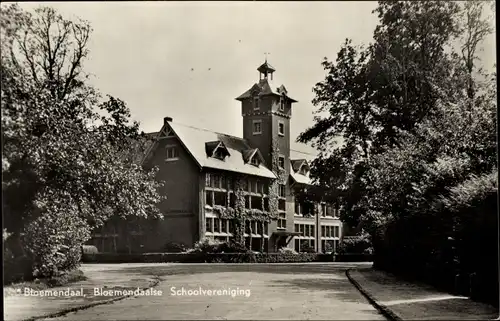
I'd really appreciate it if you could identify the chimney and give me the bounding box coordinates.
[164,117,173,124]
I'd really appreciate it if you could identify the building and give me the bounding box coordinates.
[90,60,342,253]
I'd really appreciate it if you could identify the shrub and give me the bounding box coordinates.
[192,238,223,254]
[338,234,372,254]
[299,241,316,253]
[279,247,298,254]
[218,241,248,253]
[23,193,91,278]
[162,242,187,253]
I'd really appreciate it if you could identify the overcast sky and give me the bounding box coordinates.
[14,1,497,154]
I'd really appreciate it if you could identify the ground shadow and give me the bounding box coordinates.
[98,263,369,278]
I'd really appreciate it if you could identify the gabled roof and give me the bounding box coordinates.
[235,78,298,102]
[290,162,312,185]
[145,122,276,179]
[243,148,265,165]
[205,140,231,158]
[289,149,317,186]
[291,159,307,172]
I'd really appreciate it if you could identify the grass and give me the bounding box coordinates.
[3,269,87,297]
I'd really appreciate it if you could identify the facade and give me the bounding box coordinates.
[90,60,342,253]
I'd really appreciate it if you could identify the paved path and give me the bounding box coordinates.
[4,264,158,321]
[41,263,384,320]
[349,269,499,320]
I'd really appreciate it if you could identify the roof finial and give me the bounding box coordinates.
[264,52,270,62]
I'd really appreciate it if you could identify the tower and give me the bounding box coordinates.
[235,60,297,170]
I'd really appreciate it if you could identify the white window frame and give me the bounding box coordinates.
[278,155,285,169]
[279,96,285,111]
[165,145,179,161]
[278,121,285,136]
[252,120,262,135]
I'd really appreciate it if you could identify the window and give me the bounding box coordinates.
[214,218,220,233]
[244,195,250,209]
[295,202,301,215]
[321,226,326,237]
[300,224,305,234]
[311,225,315,237]
[245,221,251,235]
[321,204,326,217]
[253,97,260,110]
[250,156,259,166]
[230,193,236,207]
[206,173,211,187]
[206,218,213,233]
[334,226,339,238]
[214,191,226,206]
[252,120,262,135]
[278,122,285,136]
[326,205,334,217]
[257,222,263,235]
[264,222,269,235]
[277,212,287,229]
[165,146,179,160]
[222,220,228,233]
[279,97,285,111]
[278,199,286,211]
[229,220,235,234]
[295,224,299,232]
[295,239,300,252]
[305,225,310,237]
[214,149,225,160]
[213,175,220,188]
[310,239,315,249]
[278,156,285,169]
[251,180,258,193]
[205,191,213,206]
[279,184,286,198]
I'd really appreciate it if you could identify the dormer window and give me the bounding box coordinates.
[299,167,308,175]
[214,149,225,160]
[206,141,230,161]
[250,156,259,166]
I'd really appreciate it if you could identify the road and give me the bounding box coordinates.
[46,263,386,320]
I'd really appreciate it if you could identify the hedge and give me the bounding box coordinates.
[81,252,373,263]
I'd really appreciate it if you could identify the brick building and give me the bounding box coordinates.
[90,60,342,253]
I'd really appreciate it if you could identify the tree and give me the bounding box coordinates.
[1,4,164,278]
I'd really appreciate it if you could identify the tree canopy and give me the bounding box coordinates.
[1,4,164,277]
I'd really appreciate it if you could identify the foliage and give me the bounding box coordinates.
[298,0,496,304]
[81,252,331,264]
[299,240,316,253]
[192,237,224,254]
[279,247,298,255]
[337,234,373,255]
[1,4,164,278]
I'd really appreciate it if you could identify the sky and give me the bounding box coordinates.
[12,1,497,154]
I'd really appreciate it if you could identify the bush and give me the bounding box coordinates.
[279,247,298,254]
[338,234,372,254]
[218,241,248,253]
[162,242,187,253]
[23,194,91,278]
[299,241,316,253]
[192,238,223,254]
[81,252,328,263]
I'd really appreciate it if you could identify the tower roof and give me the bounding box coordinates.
[257,60,276,74]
